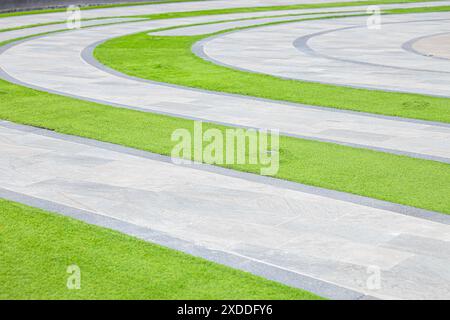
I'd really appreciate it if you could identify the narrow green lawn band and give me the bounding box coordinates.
[95,6,450,124]
[0,198,322,299]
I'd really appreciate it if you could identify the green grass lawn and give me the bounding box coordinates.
[0,199,322,299]
[94,23,450,124]
[0,78,449,214]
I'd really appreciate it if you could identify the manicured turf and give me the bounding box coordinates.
[0,78,449,214]
[94,17,450,124]
[0,199,322,299]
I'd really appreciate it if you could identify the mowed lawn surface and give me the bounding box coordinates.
[0,199,322,299]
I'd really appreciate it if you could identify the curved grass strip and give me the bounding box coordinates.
[0,199,321,299]
[0,78,449,214]
[95,11,450,123]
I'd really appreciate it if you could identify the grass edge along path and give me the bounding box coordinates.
[95,9,450,124]
[0,198,323,299]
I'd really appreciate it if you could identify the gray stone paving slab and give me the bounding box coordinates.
[0,120,449,299]
[1,14,450,163]
[199,12,450,96]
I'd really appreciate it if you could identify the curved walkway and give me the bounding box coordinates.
[1,1,450,300]
[199,12,450,97]
[1,15,450,163]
